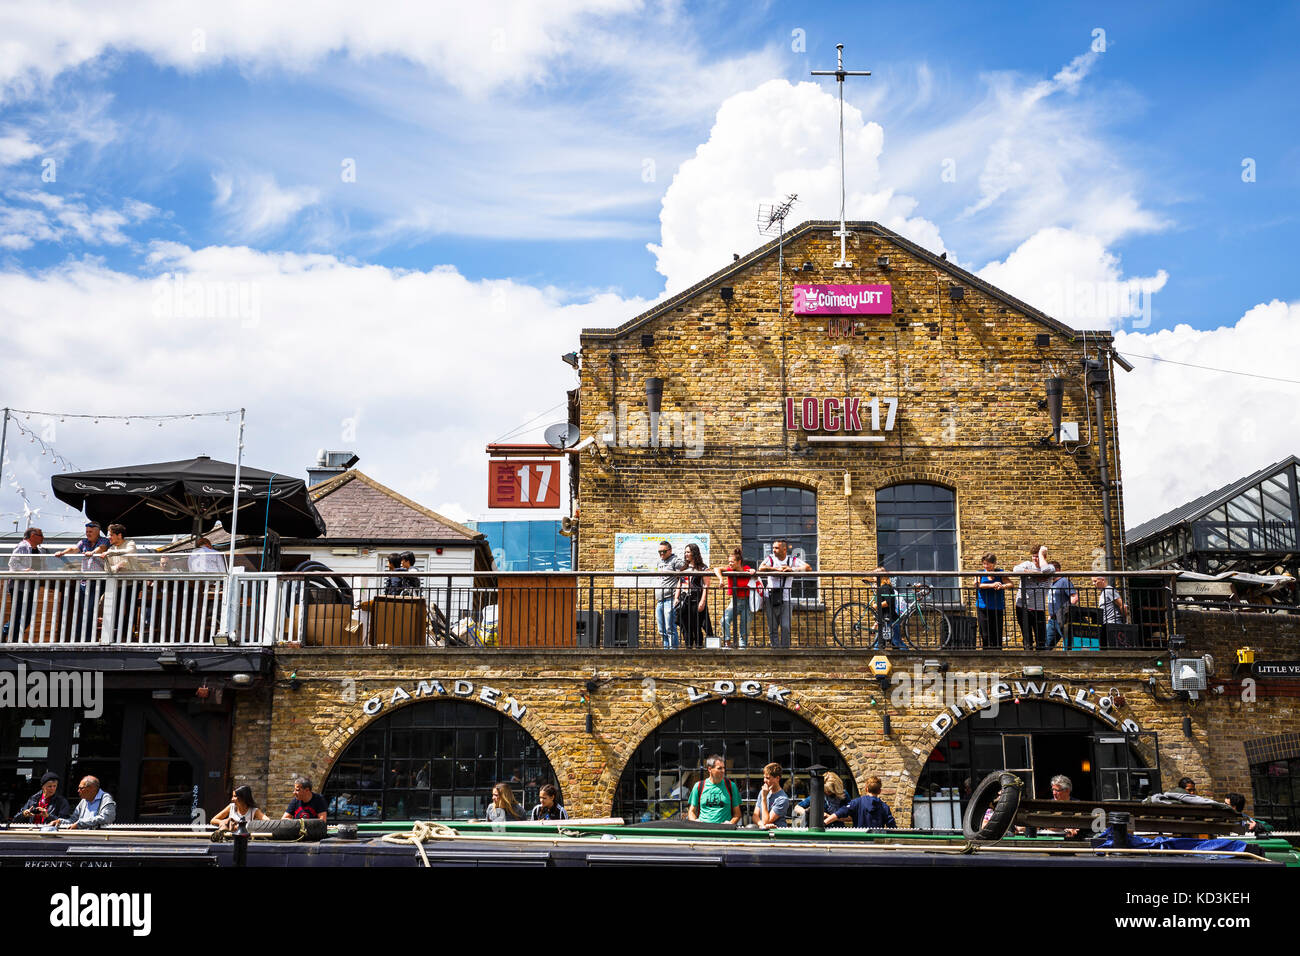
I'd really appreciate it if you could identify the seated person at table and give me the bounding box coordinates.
[530,784,569,821]
[212,785,268,831]
[17,772,71,824]
[824,775,897,829]
[61,776,117,829]
[796,770,849,825]
[283,775,328,821]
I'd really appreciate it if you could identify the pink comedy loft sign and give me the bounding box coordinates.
[792,284,892,315]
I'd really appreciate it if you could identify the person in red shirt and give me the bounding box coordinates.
[714,547,756,648]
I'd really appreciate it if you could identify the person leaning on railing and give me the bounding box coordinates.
[3,526,44,640]
[93,523,142,573]
[1012,544,1052,650]
[759,540,806,649]
[861,567,901,650]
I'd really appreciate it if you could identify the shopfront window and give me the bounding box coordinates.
[741,485,818,601]
[613,699,855,823]
[1250,759,1300,830]
[0,709,52,819]
[137,723,195,820]
[876,483,958,600]
[69,699,126,800]
[323,700,559,821]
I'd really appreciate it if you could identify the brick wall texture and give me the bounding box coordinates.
[232,610,1300,822]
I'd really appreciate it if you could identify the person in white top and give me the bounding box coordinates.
[758,538,808,649]
[212,785,268,831]
[187,537,226,573]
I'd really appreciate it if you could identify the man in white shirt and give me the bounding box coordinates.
[4,527,44,640]
[95,523,143,573]
[187,537,226,572]
[758,539,807,649]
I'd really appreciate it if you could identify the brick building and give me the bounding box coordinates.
[573,220,1125,578]
[217,221,1299,831]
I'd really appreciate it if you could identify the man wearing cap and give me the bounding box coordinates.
[17,772,72,825]
[3,527,44,640]
[57,522,107,639]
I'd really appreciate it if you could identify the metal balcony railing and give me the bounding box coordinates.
[0,568,1178,652]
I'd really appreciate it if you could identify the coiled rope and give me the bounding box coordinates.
[380,820,458,867]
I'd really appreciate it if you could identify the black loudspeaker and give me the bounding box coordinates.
[947,615,978,648]
[575,611,601,647]
[1104,623,1139,649]
[603,609,639,648]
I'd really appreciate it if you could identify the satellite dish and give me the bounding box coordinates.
[544,422,581,449]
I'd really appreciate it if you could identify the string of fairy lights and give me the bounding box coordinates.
[0,406,241,532]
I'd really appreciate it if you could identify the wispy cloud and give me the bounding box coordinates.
[210,171,320,239]
[0,189,156,249]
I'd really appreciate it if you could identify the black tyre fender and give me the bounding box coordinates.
[962,771,1024,841]
[249,818,327,841]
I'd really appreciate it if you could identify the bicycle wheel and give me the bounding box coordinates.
[900,603,953,648]
[831,602,875,648]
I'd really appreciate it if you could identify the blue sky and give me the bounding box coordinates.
[2,0,1299,532]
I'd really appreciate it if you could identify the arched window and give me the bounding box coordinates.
[913,700,1152,831]
[876,483,958,598]
[741,485,817,601]
[323,700,560,821]
[614,699,855,823]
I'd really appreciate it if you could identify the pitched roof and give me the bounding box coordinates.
[300,470,481,542]
[581,220,1111,342]
[1126,455,1300,545]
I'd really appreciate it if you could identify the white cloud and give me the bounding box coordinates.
[648,79,946,293]
[0,244,643,529]
[0,0,642,101]
[1115,299,1300,528]
[210,171,320,238]
[0,129,42,165]
[977,227,1168,329]
[0,190,157,248]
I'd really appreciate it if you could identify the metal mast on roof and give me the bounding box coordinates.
[812,43,871,269]
[758,195,799,454]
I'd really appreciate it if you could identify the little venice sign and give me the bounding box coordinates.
[793,284,892,315]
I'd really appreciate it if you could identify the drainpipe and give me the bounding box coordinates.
[1086,360,1114,571]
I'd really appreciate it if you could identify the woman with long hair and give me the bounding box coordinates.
[714,546,755,648]
[211,785,268,831]
[486,782,524,822]
[675,543,711,648]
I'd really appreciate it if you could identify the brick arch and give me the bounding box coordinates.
[317,693,569,798]
[587,691,871,813]
[736,470,833,494]
[871,465,964,496]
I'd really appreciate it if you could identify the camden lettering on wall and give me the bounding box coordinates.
[928,681,1141,736]
[360,678,527,720]
[685,679,791,705]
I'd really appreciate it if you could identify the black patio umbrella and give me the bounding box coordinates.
[51,455,327,539]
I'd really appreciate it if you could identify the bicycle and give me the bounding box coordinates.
[831,583,953,649]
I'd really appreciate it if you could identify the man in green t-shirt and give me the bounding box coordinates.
[687,754,742,824]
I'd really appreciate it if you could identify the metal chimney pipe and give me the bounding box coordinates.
[1045,377,1064,441]
[645,377,664,449]
[808,763,826,832]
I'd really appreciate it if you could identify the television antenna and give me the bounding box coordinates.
[757,193,798,237]
[811,43,871,268]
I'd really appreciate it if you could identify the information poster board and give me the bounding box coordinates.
[614,533,710,588]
